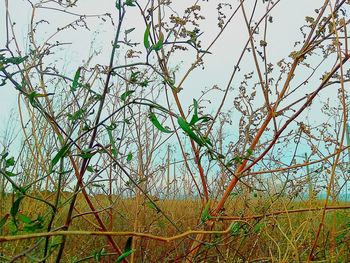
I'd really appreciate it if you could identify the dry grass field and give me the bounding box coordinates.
[2,192,350,262]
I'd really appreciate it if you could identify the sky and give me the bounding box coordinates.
[0,0,322,119]
[0,0,345,160]
[1,1,350,199]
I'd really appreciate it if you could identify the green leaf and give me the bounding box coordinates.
[23,221,44,233]
[125,0,136,6]
[106,124,118,158]
[190,99,199,125]
[197,116,211,123]
[129,71,139,83]
[11,196,24,218]
[148,112,172,133]
[247,149,253,156]
[115,0,121,9]
[198,49,212,54]
[114,237,137,262]
[5,157,15,167]
[71,67,81,92]
[0,214,9,229]
[28,91,50,105]
[79,149,95,159]
[153,32,164,51]
[18,214,33,224]
[67,109,85,122]
[1,151,9,160]
[125,28,135,35]
[124,118,131,124]
[127,152,133,162]
[51,144,70,169]
[5,171,18,177]
[87,166,95,173]
[5,56,28,65]
[144,24,151,49]
[124,237,133,253]
[201,202,211,223]
[93,248,106,262]
[140,79,149,87]
[116,249,135,263]
[120,90,135,101]
[177,117,204,146]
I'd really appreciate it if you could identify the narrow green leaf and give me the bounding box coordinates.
[177,117,204,146]
[23,222,43,233]
[125,0,136,6]
[116,249,135,263]
[197,116,211,123]
[124,237,133,253]
[115,0,121,10]
[190,99,199,125]
[1,151,9,160]
[52,144,70,168]
[71,67,81,92]
[140,79,149,87]
[198,49,212,54]
[120,90,135,101]
[10,196,24,218]
[106,125,118,158]
[28,91,50,105]
[87,166,95,173]
[144,24,151,49]
[153,32,164,51]
[204,137,213,147]
[5,56,28,65]
[79,149,95,159]
[247,149,253,156]
[5,171,18,177]
[67,109,85,122]
[18,214,33,224]
[129,71,139,83]
[5,157,15,167]
[93,251,99,262]
[127,152,133,162]
[125,28,135,34]
[93,248,106,262]
[149,112,172,133]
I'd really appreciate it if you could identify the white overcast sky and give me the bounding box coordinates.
[0,0,333,137]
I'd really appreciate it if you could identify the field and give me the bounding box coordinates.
[2,192,350,262]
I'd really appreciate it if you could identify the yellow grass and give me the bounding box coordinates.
[1,192,350,262]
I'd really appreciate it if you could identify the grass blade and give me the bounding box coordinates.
[149,112,172,133]
[177,116,204,146]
